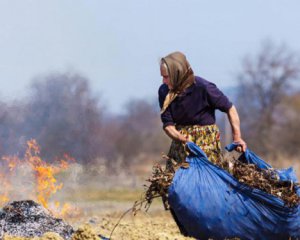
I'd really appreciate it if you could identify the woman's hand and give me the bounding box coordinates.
[163,125,188,143]
[233,138,247,152]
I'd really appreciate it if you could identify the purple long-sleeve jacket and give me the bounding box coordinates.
[158,76,232,128]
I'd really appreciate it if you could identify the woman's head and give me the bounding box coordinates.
[160,51,194,93]
[159,51,195,113]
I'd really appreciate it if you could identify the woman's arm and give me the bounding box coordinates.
[164,125,188,143]
[227,105,247,152]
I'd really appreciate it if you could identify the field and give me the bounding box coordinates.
[2,155,300,240]
[61,189,193,240]
[50,155,300,240]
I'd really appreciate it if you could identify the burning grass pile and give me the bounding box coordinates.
[142,151,300,210]
[0,200,74,240]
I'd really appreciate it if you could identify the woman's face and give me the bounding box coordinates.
[160,65,172,89]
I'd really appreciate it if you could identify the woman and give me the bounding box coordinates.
[158,51,246,169]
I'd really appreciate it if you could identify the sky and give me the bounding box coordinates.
[0,0,300,113]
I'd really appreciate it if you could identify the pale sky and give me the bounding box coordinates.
[0,0,300,112]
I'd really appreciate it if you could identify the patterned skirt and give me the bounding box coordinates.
[167,124,222,169]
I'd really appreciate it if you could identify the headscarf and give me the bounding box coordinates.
[160,51,195,114]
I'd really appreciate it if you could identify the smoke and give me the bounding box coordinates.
[1,162,36,202]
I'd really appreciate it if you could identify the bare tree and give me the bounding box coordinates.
[0,100,26,156]
[274,92,300,156]
[236,40,300,154]
[113,99,169,168]
[24,72,105,164]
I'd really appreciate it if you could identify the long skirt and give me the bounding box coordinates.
[167,124,222,170]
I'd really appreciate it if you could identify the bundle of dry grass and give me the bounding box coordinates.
[229,159,300,207]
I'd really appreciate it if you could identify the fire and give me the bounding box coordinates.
[25,139,69,209]
[53,201,82,218]
[0,139,74,215]
[0,156,21,206]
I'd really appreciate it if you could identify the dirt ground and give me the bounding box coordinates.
[66,199,194,240]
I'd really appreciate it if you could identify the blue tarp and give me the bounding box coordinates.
[168,142,300,240]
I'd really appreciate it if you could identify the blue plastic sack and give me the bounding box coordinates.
[168,142,300,240]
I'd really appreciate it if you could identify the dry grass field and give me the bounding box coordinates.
[2,156,299,240]
[63,189,193,240]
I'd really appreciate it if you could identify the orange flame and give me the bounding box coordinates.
[53,201,82,218]
[25,139,68,209]
[0,155,21,206]
[0,173,10,206]
[0,139,74,214]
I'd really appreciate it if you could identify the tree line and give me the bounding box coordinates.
[0,72,169,172]
[0,40,299,173]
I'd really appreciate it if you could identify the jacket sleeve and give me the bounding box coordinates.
[205,82,232,112]
[161,107,175,128]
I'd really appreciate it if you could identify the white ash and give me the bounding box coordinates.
[0,200,74,239]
